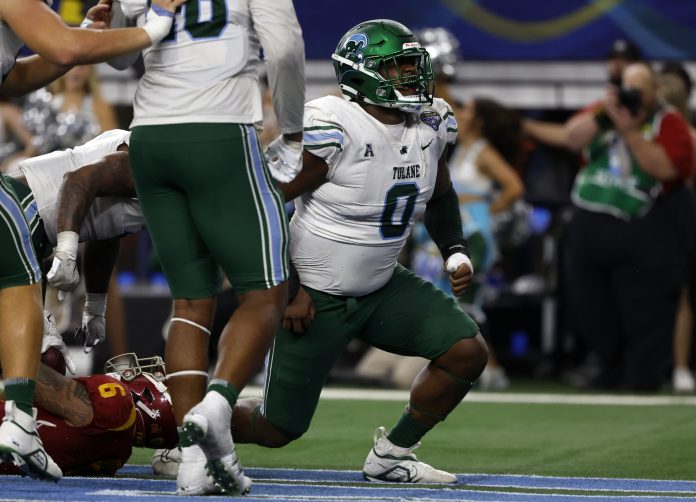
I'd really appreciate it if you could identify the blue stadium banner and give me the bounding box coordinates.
[294,0,696,60]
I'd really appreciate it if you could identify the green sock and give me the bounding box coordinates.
[208,379,239,408]
[387,412,434,448]
[4,378,36,415]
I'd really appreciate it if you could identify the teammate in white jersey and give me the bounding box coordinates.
[7,130,143,354]
[0,0,184,482]
[111,0,305,495]
[230,20,488,484]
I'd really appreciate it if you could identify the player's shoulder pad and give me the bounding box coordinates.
[304,95,351,131]
[306,95,352,120]
[418,98,457,139]
[423,97,454,120]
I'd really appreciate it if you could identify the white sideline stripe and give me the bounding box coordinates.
[240,385,696,406]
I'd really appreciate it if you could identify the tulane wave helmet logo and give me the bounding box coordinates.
[343,33,368,62]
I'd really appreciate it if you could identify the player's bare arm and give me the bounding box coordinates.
[55,146,134,235]
[0,0,187,96]
[277,150,329,201]
[34,364,93,427]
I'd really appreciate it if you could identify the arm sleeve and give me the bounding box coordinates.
[251,0,306,134]
[424,184,469,261]
[656,111,694,180]
[302,104,345,179]
[105,0,141,70]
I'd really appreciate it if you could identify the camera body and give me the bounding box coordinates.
[617,87,642,117]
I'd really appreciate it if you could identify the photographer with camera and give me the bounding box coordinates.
[563,62,695,391]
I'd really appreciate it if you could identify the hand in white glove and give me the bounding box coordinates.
[444,252,474,298]
[264,135,303,183]
[75,293,107,353]
[47,231,80,293]
[47,254,79,292]
[41,311,77,375]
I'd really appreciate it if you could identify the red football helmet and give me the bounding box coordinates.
[105,353,178,449]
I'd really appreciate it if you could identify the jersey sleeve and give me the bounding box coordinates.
[656,110,694,180]
[77,375,136,432]
[106,1,141,70]
[438,99,458,145]
[303,102,346,178]
[251,0,305,134]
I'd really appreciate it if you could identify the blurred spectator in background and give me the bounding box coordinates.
[563,62,694,391]
[48,65,118,133]
[523,39,642,148]
[657,61,696,392]
[0,97,36,173]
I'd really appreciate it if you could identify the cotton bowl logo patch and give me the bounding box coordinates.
[420,110,442,131]
[343,33,368,62]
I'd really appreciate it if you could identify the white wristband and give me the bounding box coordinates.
[142,5,175,45]
[55,231,79,261]
[85,293,107,317]
[445,252,474,276]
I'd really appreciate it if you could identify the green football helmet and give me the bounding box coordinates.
[332,19,435,112]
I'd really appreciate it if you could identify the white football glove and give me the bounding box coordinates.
[445,252,474,276]
[41,311,77,375]
[264,135,303,183]
[47,231,80,293]
[75,293,107,354]
[47,255,79,292]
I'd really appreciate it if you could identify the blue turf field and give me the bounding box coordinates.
[2,465,696,501]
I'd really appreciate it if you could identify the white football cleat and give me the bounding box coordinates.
[673,368,696,393]
[0,401,62,482]
[363,426,456,484]
[176,444,221,496]
[181,392,252,495]
[152,446,182,476]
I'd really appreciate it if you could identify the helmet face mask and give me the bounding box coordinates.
[105,352,166,383]
[105,353,177,449]
[332,20,435,112]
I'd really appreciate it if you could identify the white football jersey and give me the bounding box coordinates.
[292,96,458,296]
[0,20,23,84]
[18,129,144,244]
[116,0,304,133]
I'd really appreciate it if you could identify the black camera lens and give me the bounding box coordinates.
[618,87,642,116]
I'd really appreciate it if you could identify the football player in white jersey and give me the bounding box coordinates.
[110,0,305,495]
[230,20,488,484]
[0,0,184,482]
[6,130,144,354]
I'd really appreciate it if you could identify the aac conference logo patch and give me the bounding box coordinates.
[419,110,441,131]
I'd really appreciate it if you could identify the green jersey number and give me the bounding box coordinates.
[162,0,228,42]
[380,183,419,239]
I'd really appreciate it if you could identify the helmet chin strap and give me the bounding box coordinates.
[362,95,424,114]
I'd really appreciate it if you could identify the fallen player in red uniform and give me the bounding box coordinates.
[0,353,177,476]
